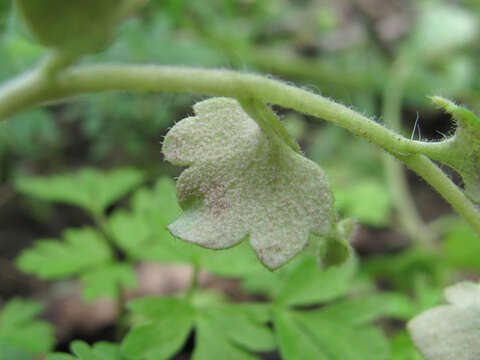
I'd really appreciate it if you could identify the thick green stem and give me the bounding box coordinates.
[400,154,480,235]
[0,62,478,234]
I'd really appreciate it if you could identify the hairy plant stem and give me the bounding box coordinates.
[0,61,479,234]
[382,58,435,245]
[239,98,300,153]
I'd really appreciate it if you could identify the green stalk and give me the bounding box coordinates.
[0,60,478,234]
[382,58,435,245]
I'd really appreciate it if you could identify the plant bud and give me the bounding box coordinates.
[15,0,145,55]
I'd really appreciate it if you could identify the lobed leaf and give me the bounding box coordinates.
[15,167,145,215]
[80,263,137,301]
[408,281,480,360]
[0,299,55,355]
[274,308,389,360]
[16,228,112,279]
[47,341,126,360]
[162,97,336,269]
[109,178,266,277]
[123,296,274,360]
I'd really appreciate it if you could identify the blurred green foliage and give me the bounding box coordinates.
[2,0,480,358]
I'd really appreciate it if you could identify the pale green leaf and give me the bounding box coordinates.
[81,263,137,301]
[0,299,54,355]
[15,167,145,215]
[110,179,266,277]
[16,228,111,279]
[408,281,480,360]
[162,97,335,269]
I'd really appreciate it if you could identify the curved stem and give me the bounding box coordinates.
[400,154,480,235]
[0,62,478,233]
[382,58,435,245]
[239,98,300,153]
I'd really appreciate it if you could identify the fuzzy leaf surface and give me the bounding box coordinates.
[408,281,480,360]
[163,97,334,269]
[109,178,266,277]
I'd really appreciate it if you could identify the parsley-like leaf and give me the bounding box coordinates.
[0,299,55,355]
[47,341,126,360]
[16,228,111,279]
[15,168,145,216]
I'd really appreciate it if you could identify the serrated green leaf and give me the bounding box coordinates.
[274,310,321,359]
[196,303,275,355]
[274,256,356,306]
[162,97,335,269]
[81,263,137,301]
[124,297,274,360]
[408,281,480,360]
[317,293,416,324]
[15,167,145,215]
[16,228,111,279]
[193,314,257,360]
[274,308,389,360]
[0,299,54,355]
[122,297,194,360]
[47,341,126,360]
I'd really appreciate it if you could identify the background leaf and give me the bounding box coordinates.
[16,228,112,279]
[0,299,54,355]
[15,168,145,215]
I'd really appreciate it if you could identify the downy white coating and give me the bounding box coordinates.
[162,97,334,270]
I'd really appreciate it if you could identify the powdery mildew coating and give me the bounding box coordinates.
[162,97,334,270]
